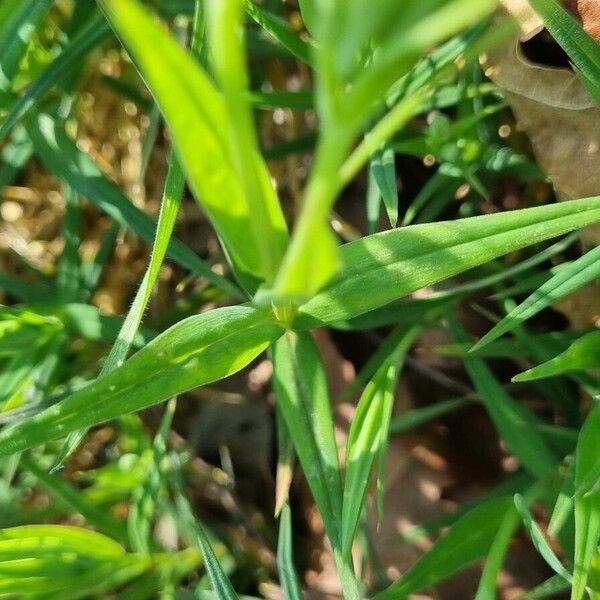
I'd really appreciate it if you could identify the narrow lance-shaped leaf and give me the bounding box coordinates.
[572,405,600,600]
[271,331,343,548]
[449,316,557,480]
[55,151,188,467]
[370,142,398,228]
[0,306,284,457]
[514,494,573,584]
[296,196,600,328]
[171,463,240,600]
[243,0,313,65]
[272,331,362,599]
[474,244,600,350]
[206,0,289,283]
[373,497,515,600]
[513,331,600,383]
[98,0,289,281]
[341,326,420,557]
[277,505,303,600]
[25,113,240,298]
[0,0,54,95]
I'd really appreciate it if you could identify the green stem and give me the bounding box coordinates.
[334,548,362,600]
[273,132,350,294]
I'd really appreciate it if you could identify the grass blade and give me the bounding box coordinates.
[520,575,573,600]
[527,0,600,105]
[243,0,313,65]
[272,331,343,547]
[0,0,53,95]
[98,0,288,282]
[0,306,284,457]
[514,494,573,584]
[0,14,111,141]
[572,405,600,600]
[25,113,240,297]
[513,332,600,383]
[341,327,419,557]
[475,504,521,599]
[206,0,289,284]
[373,497,514,600]
[474,244,600,350]
[171,466,239,600]
[370,142,398,228]
[277,504,303,600]
[296,197,600,327]
[449,316,557,480]
[55,185,82,302]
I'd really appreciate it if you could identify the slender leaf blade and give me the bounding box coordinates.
[0,306,284,457]
[475,244,600,350]
[25,113,239,297]
[277,504,303,600]
[572,405,600,600]
[98,0,288,280]
[373,497,514,600]
[296,197,600,328]
[272,331,343,548]
[449,317,557,480]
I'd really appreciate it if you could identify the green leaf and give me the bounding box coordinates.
[55,185,83,302]
[0,306,284,457]
[474,244,600,350]
[98,0,289,282]
[519,575,573,600]
[572,405,600,600]
[370,142,398,228]
[297,0,318,38]
[20,455,127,546]
[172,466,240,600]
[55,151,187,467]
[272,331,343,548]
[205,0,289,284]
[390,397,472,434]
[25,113,239,298]
[277,505,303,600]
[449,317,557,480]
[514,494,573,583]
[295,197,600,328]
[0,14,112,141]
[513,332,600,383]
[372,497,514,600]
[475,496,523,599]
[243,0,313,65]
[0,0,53,95]
[341,327,419,557]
